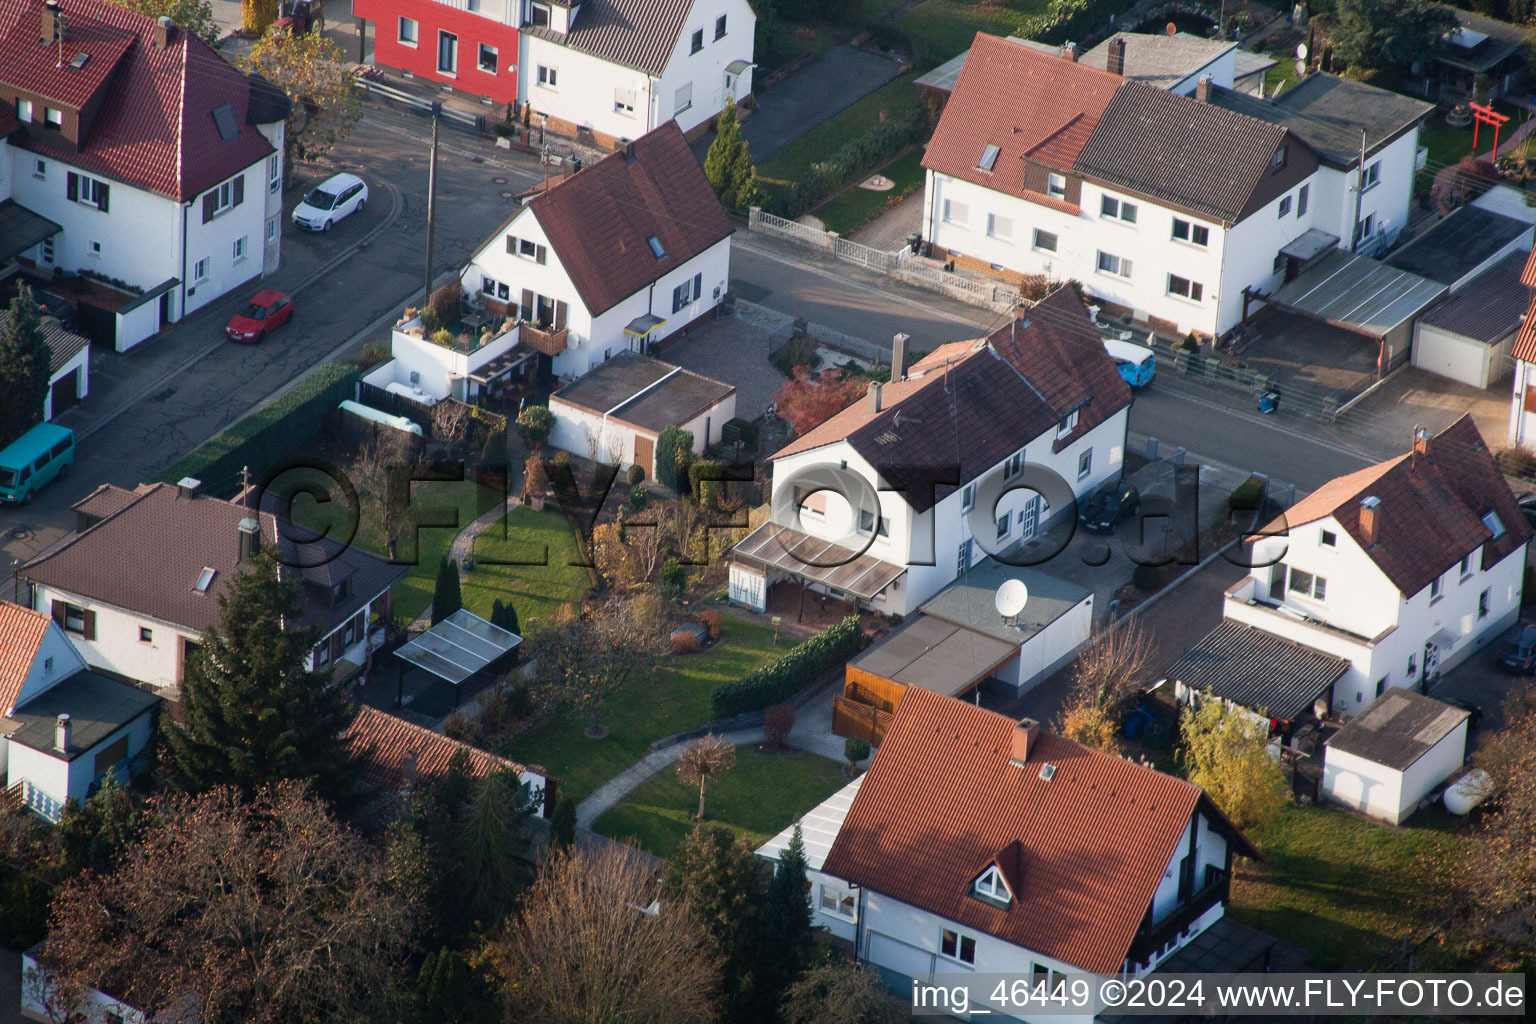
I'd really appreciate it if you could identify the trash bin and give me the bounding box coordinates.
[1258,390,1281,414]
[906,232,922,254]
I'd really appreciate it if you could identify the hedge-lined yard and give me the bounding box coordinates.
[812,147,926,235]
[710,614,862,718]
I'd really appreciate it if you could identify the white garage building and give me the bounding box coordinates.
[1322,688,1470,825]
[1412,248,1529,389]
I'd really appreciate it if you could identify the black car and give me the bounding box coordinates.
[1079,484,1141,534]
[1442,696,1484,730]
[1495,622,1536,673]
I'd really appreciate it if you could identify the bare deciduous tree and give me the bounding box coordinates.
[429,399,472,458]
[479,844,721,1024]
[355,429,420,559]
[527,594,667,737]
[43,784,420,1024]
[676,733,737,819]
[782,959,908,1024]
[1055,619,1155,752]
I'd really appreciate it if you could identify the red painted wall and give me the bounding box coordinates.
[355,0,520,105]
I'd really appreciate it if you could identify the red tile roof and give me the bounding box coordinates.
[0,600,52,716]
[1263,415,1532,597]
[821,689,1258,974]
[346,704,526,793]
[1513,249,1536,361]
[527,121,733,317]
[1522,247,1536,288]
[0,0,276,200]
[924,33,1122,194]
[771,287,1131,513]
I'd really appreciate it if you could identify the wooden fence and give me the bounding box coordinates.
[833,695,894,746]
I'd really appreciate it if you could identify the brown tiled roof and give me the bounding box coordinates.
[1075,79,1317,223]
[1418,250,1529,343]
[528,121,732,317]
[820,689,1259,974]
[771,287,1131,513]
[1263,415,1532,596]
[72,483,148,522]
[0,601,52,716]
[923,33,1121,194]
[347,704,525,793]
[21,482,407,635]
[0,0,275,200]
[524,0,693,76]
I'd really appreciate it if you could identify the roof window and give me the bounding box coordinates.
[1482,509,1506,540]
[194,567,216,593]
[977,143,1000,172]
[646,234,665,259]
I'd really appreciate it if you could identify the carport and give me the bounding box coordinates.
[1164,620,1351,729]
[1267,250,1446,371]
[394,608,522,710]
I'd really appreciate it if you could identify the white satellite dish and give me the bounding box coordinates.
[994,579,1029,618]
[1296,42,1308,60]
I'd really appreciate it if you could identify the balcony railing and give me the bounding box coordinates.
[1128,872,1229,965]
[521,323,568,357]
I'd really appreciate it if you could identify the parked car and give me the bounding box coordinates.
[1442,696,1483,730]
[225,290,294,343]
[1495,622,1536,673]
[292,172,368,232]
[1079,484,1141,534]
[0,422,75,505]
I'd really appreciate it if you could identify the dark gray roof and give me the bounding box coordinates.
[919,559,1092,646]
[523,0,694,76]
[550,352,733,434]
[1210,75,1433,167]
[1075,79,1298,223]
[1326,688,1468,771]
[0,198,61,265]
[1165,620,1350,721]
[1434,9,1526,73]
[1418,249,1531,343]
[847,614,1017,696]
[1080,32,1236,90]
[8,669,159,759]
[1386,206,1531,285]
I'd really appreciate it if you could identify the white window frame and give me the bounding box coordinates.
[1362,160,1381,192]
[986,213,1012,240]
[1100,194,1138,223]
[267,154,280,193]
[210,179,236,217]
[1056,409,1079,439]
[674,81,693,115]
[478,42,498,74]
[537,64,557,89]
[74,172,110,211]
[529,1,550,26]
[940,928,977,965]
[974,865,1011,903]
[192,257,210,283]
[1171,218,1209,246]
[614,87,636,115]
[690,28,703,53]
[1278,195,1292,218]
[715,13,726,38]
[1032,228,1057,253]
[1320,529,1336,548]
[1289,568,1327,602]
[1429,574,1443,603]
[44,107,62,129]
[266,217,278,243]
[819,884,855,918]
[437,30,458,75]
[1046,172,1066,198]
[233,235,248,263]
[961,482,976,511]
[398,16,417,45]
[88,240,101,257]
[32,158,45,179]
[16,97,33,122]
[1096,251,1131,279]
[1167,274,1204,302]
[1078,449,1092,480]
[943,199,969,226]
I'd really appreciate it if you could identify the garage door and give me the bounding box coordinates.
[50,369,80,417]
[868,931,934,983]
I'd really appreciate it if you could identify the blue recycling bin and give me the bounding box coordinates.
[1259,390,1280,414]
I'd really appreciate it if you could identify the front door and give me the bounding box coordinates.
[635,434,655,479]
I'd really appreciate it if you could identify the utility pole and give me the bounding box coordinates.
[424,107,440,309]
[356,17,366,63]
[1351,127,1366,252]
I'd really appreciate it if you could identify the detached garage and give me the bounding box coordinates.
[1412,249,1529,389]
[547,352,735,478]
[1322,689,1469,825]
[0,309,90,421]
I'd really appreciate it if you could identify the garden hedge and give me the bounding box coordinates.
[710,614,862,718]
[773,109,931,220]
[154,361,362,496]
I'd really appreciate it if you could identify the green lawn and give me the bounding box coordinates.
[1229,803,1469,970]
[1264,59,1298,97]
[593,747,848,858]
[812,147,926,234]
[757,73,922,187]
[1419,100,1526,175]
[461,506,592,627]
[894,0,1045,63]
[506,617,783,805]
[860,0,909,22]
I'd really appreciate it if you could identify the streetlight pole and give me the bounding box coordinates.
[424,106,440,309]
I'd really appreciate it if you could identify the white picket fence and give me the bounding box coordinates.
[748,207,1021,311]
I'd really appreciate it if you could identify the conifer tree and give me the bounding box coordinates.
[160,554,363,810]
[0,285,52,449]
[762,822,814,1000]
[455,769,535,926]
[432,557,462,625]
[703,98,755,211]
[550,794,577,853]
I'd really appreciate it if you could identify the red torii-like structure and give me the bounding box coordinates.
[1470,102,1511,156]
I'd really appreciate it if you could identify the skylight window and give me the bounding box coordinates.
[977,143,1000,172]
[1482,509,1506,540]
[211,103,240,143]
[195,567,216,593]
[646,235,666,259]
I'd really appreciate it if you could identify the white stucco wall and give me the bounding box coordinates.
[182,161,268,318]
[6,710,154,822]
[1413,322,1514,389]
[4,621,85,716]
[585,236,731,364]
[30,584,194,689]
[22,952,150,1024]
[647,0,755,136]
[1011,594,1094,695]
[42,342,89,421]
[1323,718,1465,825]
[1510,359,1536,450]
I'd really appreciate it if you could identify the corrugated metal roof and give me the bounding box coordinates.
[1386,206,1530,286]
[1165,620,1350,721]
[1269,249,1446,337]
[1326,689,1468,772]
[1418,249,1529,343]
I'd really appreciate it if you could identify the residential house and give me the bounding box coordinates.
[1322,688,1470,825]
[547,350,734,475]
[728,286,1131,617]
[1223,415,1529,712]
[0,0,290,350]
[456,121,732,379]
[799,689,1263,1005]
[1509,248,1536,448]
[757,773,865,944]
[2,600,159,823]
[0,306,89,419]
[921,33,1431,338]
[17,479,407,692]
[356,0,754,146]
[1412,8,1529,103]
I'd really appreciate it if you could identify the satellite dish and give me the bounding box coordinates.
[994,579,1029,618]
[1296,42,1308,59]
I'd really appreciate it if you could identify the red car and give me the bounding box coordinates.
[225,289,294,343]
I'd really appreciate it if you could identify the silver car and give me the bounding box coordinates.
[292,172,368,231]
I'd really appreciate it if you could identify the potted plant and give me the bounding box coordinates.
[523,455,549,511]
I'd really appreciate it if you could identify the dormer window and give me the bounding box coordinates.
[43,107,62,131]
[1271,145,1287,172]
[16,98,32,122]
[1056,409,1079,438]
[973,864,1012,906]
[331,578,351,604]
[529,1,550,26]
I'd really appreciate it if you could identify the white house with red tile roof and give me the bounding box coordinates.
[1224,416,1529,711]
[1,600,160,822]
[728,287,1130,618]
[775,689,1260,1004]
[0,0,289,350]
[1506,248,1536,448]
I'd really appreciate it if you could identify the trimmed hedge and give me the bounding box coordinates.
[772,110,930,220]
[710,614,862,718]
[154,361,362,496]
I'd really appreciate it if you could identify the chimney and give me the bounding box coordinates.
[1106,36,1126,76]
[238,517,261,563]
[40,0,60,45]
[152,14,173,47]
[1008,717,1040,767]
[1195,75,1212,103]
[55,713,71,753]
[891,332,910,382]
[620,138,637,163]
[176,476,201,501]
[1359,495,1381,547]
[866,380,883,414]
[1061,41,1078,62]
[1412,426,1431,460]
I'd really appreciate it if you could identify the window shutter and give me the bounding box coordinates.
[98,183,109,213]
[520,289,534,321]
[506,234,517,254]
[693,272,702,300]
[66,172,77,201]
[553,300,567,330]
[233,176,244,207]
[535,245,547,265]
[83,609,96,641]
[1526,386,1536,413]
[51,599,65,626]
[203,191,216,223]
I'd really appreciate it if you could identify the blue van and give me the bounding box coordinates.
[0,423,75,505]
[1102,337,1156,388]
